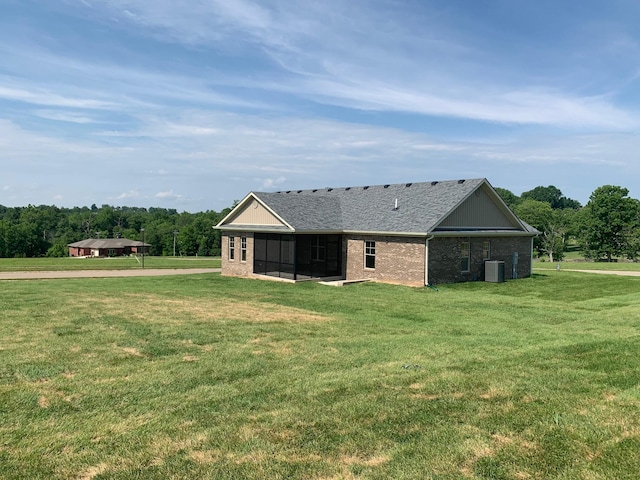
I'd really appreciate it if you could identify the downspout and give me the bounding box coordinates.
[530,236,534,277]
[424,235,434,287]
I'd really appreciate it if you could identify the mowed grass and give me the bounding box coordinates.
[0,256,221,272]
[1,272,640,479]
[534,260,640,272]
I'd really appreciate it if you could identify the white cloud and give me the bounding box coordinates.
[0,85,114,109]
[155,190,182,199]
[115,190,140,200]
[260,176,286,189]
[34,109,98,124]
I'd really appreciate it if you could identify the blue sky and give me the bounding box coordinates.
[1,0,639,211]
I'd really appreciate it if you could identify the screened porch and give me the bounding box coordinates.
[253,233,343,281]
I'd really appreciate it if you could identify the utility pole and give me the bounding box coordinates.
[173,230,178,257]
[141,228,145,268]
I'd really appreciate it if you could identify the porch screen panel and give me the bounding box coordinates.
[253,234,267,275]
[326,235,341,276]
[279,236,295,279]
[266,234,281,276]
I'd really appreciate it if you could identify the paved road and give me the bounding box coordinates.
[0,268,221,280]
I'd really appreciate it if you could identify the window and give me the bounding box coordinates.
[365,241,376,269]
[461,241,470,272]
[482,241,491,260]
[229,236,235,260]
[241,236,247,262]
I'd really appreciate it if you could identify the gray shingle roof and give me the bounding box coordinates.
[252,178,489,233]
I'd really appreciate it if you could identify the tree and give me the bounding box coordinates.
[521,185,581,210]
[515,199,565,261]
[579,185,639,261]
[495,187,519,208]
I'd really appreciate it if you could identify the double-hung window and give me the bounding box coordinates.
[365,241,376,269]
[482,241,491,261]
[241,236,247,262]
[461,241,470,272]
[229,236,235,261]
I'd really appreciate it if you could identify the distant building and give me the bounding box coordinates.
[215,178,538,286]
[68,238,150,257]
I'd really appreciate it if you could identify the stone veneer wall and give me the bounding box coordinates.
[345,235,426,287]
[221,232,254,278]
[427,236,532,285]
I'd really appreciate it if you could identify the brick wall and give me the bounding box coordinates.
[345,235,426,287]
[427,236,532,285]
[221,232,254,277]
[221,231,533,286]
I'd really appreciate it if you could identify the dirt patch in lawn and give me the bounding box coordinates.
[86,293,330,324]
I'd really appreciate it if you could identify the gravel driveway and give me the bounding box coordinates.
[0,268,221,280]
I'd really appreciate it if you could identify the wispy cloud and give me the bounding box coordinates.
[69,0,640,129]
[1,1,640,210]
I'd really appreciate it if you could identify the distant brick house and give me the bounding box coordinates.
[68,238,150,257]
[214,178,538,286]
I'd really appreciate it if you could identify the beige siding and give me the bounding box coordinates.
[226,199,285,227]
[438,185,518,229]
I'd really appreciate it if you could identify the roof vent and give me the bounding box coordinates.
[431,181,438,186]
[384,184,390,188]
[297,190,302,193]
[458,179,465,184]
[394,198,398,210]
[363,186,369,190]
[286,190,291,193]
[327,188,333,192]
[312,189,318,192]
[345,187,351,191]
[406,183,412,187]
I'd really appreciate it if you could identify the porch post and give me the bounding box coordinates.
[293,235,297,281]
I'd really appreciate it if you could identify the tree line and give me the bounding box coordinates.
[0,204,232,258]
[1,184,639,261]
[495,185,640,262]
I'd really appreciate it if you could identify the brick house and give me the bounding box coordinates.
[215,178,538,286]
[68,238,150,257]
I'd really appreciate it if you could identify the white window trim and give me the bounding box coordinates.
[364,240,376,270]
[461,241,470,272]
[240,236,247,262]
[229,236,235,261]
[482,241,491,261]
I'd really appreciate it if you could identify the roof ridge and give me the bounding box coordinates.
[260,177,486,195]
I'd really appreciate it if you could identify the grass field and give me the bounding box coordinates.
[0,256,221,272]
[1,271,640,479]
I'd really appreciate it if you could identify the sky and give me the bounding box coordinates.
[1,0,639,212]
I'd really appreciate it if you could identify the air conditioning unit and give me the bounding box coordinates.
[485,261,505,283]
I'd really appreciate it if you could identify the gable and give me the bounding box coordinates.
[223,198,288,227]
[437,184,521,230]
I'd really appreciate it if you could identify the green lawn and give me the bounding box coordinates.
[534,259,640,271]
[1,272,640,479]
[0,256,221,272]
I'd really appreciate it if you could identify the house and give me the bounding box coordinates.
[214,178,538,286]
[68,238,151,257]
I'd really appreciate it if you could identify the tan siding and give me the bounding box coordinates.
[439,185,518,229]
[226,199,285,226]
